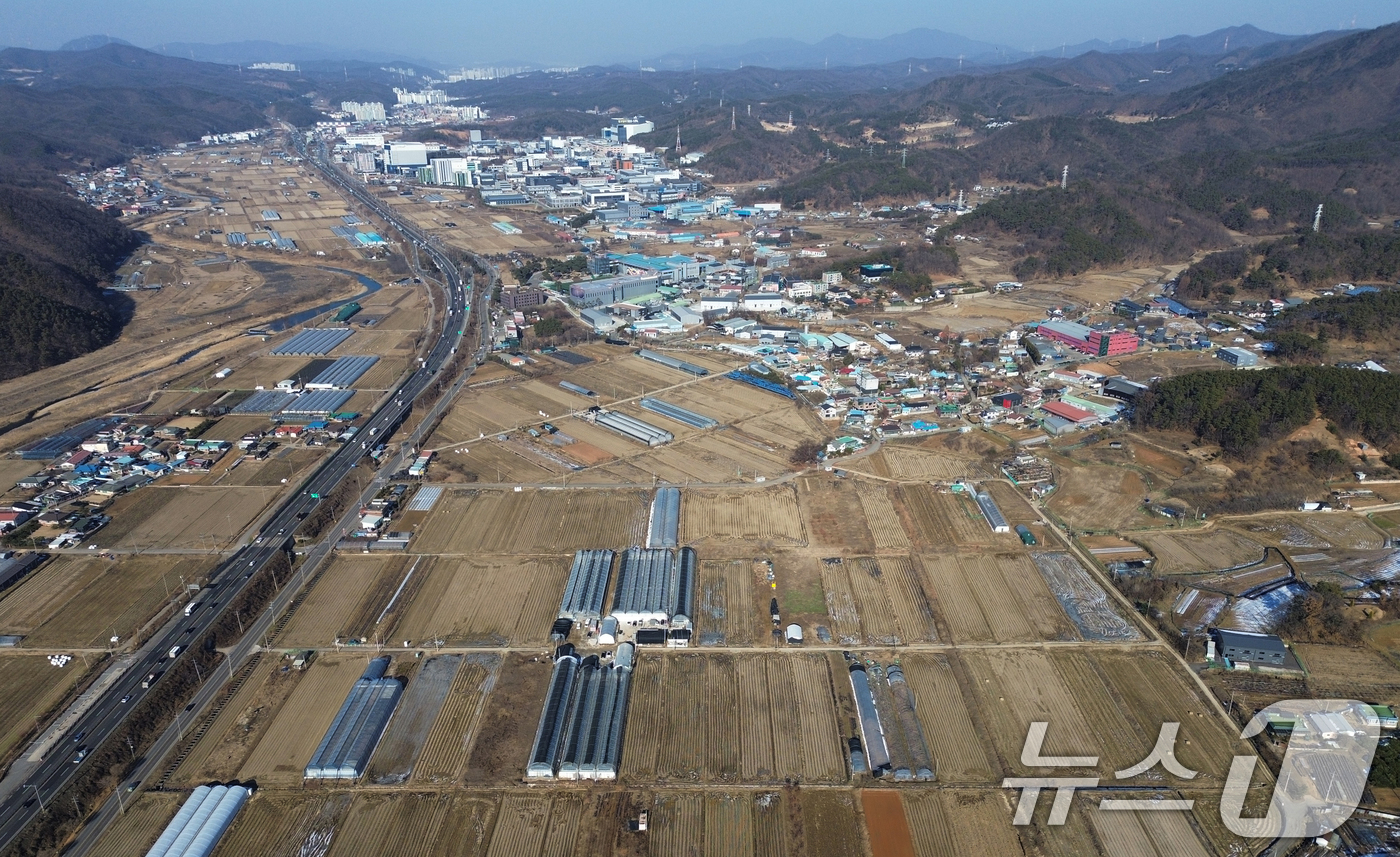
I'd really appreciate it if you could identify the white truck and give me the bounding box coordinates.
[167,645,182,659]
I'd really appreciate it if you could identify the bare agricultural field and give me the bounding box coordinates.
[1136,529,1266,574]
[982,481,1039,526]
[800,475,875,553]
[896,484,1022,549]
[28,556,213,648]
[411,488,649,554]
[961,647,1245,783]
[1048,463,1159,532]
[210,792,355,857]
[696,559,761,646]
[623,652,846,784]
[169,655,278,785]
[485,794,587,857]
[0,556,108,635]
[916,552,1076,643]
[897,654,997,783]
[901,789,1022,857]
[415,654,499,784]
[391,555,571,647]
[88,791,184,857]
[105,486,281,549]
[862,790,915,857]
[1296,514,1386,550]
[238,655,366,786]
[681,486,807,549]
[464,653,554,785]
[802,791,863,857]
[822,557,940,645]
[872,444,990,481]
[1084,799,1213,857]
[1294,643,1400,687]
[326,792,465,857]
[278,555,408,647]
[0,654,93,761]
[649,790,792,857]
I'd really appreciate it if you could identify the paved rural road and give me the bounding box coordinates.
[0,132,492,853]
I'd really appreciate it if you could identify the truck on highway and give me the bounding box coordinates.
[142,671,162,688]
[168,645,183,659]
[184,593,203,615]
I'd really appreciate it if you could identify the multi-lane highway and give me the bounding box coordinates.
[0,131,492,850]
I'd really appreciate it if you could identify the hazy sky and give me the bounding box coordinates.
[5,0,1398,65]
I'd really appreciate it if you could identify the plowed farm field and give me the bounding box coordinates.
[391,555,572,646]
[1137,530,1266,574]
[89,792,183,857]
[415,654,499,783]
[622,652,845,784]
[902,789,1023,857]
[820,557,940,645]
[411,488,649,554]
[21,556,214,648]
[872,445,991,481]
[681,486,808,549]
[916,552,1075,643]
[101,486,281,549]
[0,654,93,761]
[238,655,366,786]
[960,647,1246,783]
[278,554,411,647]
[896,484,1022,549]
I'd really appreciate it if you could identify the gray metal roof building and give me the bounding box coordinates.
[304,657,403,780]
[281,389,355,416]
[306,356,379,389]
[1212,628,1288,666]
[594,411,673,446]
[272,328,354,356]
[558,549,615,622]
[647,487,680,548]
[638,398,717,429]
[974,490,1011,533]
[636,349,710,376]
[230,391,297,414]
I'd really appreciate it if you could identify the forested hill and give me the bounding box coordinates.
[1135,367,1400,455]
[0,44,325,381]
[0,186,140,380]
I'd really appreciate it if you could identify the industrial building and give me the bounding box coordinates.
[647,487,680,548]
[1211,628,1288,668]
[304,657,403,780]
[306,356,379,389]
[1217,346,1260,368]
[526,643,634,779]
[144,783,250,857]
[848,664,891,776]
[974,490,1011,533]
[638,398,717,429]
[610,547,695,628]
[636,349,710,376]
[592,411,673,446]
[271,328,354,356]
[569,275,662,308]
[558,549,615,623]
[1036,320,1139,357]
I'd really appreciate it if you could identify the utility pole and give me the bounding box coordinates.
[1061,165,1069,190]
[1313,204,1324,232]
